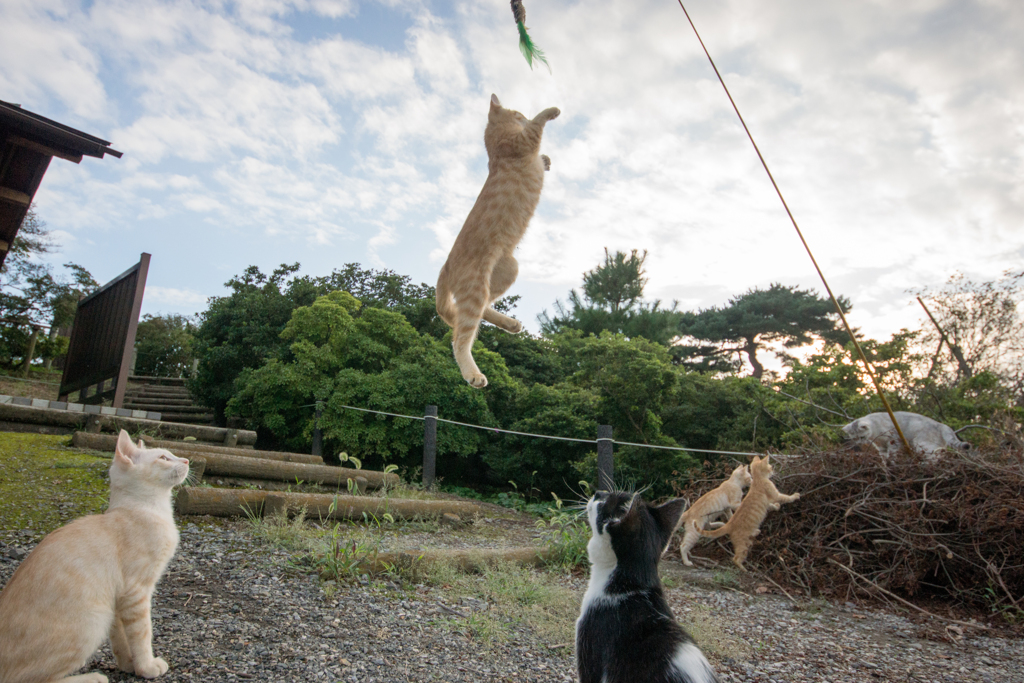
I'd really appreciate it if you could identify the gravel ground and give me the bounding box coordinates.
[2,519,1022,683]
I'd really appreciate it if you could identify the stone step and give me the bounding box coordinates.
[124,403,211,414]
[128,376,187,386]
[125,388,192,397]
[160,413,216,425]
[123,397,195,407]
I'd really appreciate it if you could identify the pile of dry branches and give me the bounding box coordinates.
[685,447,1024,617]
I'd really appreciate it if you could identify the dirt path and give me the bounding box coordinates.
[3,515,1022,683]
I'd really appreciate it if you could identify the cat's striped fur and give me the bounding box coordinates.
[436,94,559,388]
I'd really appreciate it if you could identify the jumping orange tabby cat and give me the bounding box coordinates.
[673,464,751,567]
[436,94,560,388]
[0,430,189,683]
[698,455,799,570]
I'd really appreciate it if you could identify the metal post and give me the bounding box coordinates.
[423,405,438,489]
[312,401,323,458]
[597,425,614,492]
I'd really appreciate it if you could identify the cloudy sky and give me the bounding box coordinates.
[2,0,1022,345]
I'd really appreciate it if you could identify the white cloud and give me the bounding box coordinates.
[144,286,210,308]
[2,0,1021,343]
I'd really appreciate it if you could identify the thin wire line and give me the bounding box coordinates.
[675,0,913,454]
[613,440,764,458]
[435,417,597,444]
[324,403,771,456]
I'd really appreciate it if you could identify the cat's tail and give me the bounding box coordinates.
[435,265,456,328]
[697,517,733,539]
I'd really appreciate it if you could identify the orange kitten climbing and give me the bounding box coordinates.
[699,455,800,570]
[436,94,560,388]
[673,464,751,567]
[0,430,189,683]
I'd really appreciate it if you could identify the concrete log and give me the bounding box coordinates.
[175,488,488,520]
[187,455,206,482]
[0,402,256,445]
[195,453,395,489]
[71,432,322,465]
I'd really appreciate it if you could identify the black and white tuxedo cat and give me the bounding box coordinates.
[576,491,719,683]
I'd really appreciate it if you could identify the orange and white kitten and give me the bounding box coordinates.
[436,94,560,388]
[0,430,189,683]
[673,464,751,567]
[698,455,799,570]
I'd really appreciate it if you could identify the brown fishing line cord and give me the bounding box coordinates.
[675,0,913,452]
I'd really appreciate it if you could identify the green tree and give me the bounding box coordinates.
[0,208,96,369]
[134,314,196,378]
[678,283,850,380]
[189,262,440,423]
[539,249,682,345]
[227,291,499,473]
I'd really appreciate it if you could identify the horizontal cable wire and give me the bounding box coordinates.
[316,403,770,457]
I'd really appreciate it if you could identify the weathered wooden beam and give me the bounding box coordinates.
[7,135,84,163]
[71,431,323,465]
[0,186,32,205]
[0,402,256,445]
[195,453,395,489]
[174,488,489,520]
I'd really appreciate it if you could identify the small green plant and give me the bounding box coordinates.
[337,452,361,470]
[536,494,589,569]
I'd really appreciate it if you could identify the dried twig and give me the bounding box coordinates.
[828,559,989,630]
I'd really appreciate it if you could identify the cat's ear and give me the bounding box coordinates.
[115,429,140,468]
[608,493,640,529]
[651,498,688,533]
[490,94,502,111]
[652,498,689,550]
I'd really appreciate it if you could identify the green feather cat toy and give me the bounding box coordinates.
[511,0,551,72]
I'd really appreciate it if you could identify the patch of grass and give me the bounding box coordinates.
[422,559,579,647]
[0,433,110,539]
[711,569,742,589]
[680,602,753,661]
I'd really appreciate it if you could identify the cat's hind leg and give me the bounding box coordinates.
[679,522,699,567]
[453,294,489,388]
[482,254,523,333]
[109,616,134,673]
[56,674,109,683]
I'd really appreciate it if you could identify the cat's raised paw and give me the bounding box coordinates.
[465,372,489,389]
[538,107,560,122]
[136,657,169,679]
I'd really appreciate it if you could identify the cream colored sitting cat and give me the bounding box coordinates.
[0,430,189,683]
[699,455,799,570]
[672,464,751,567]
